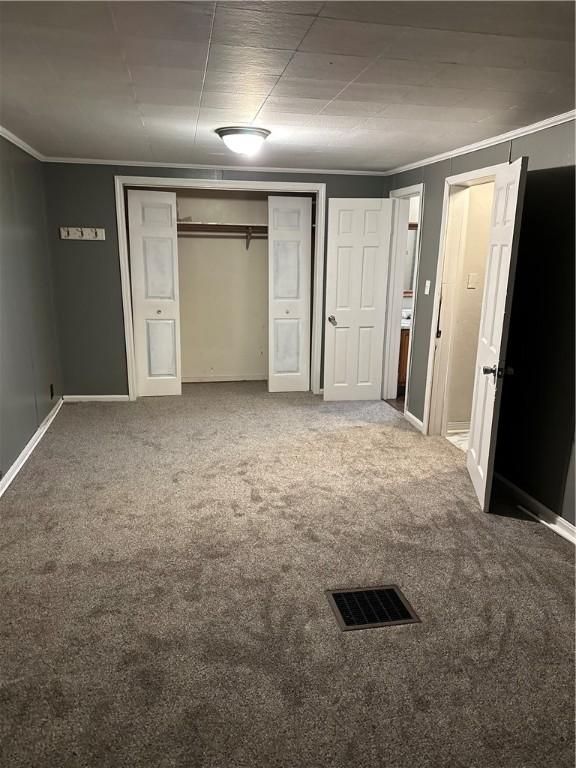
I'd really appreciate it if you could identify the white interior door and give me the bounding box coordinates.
[467,158,527,508]
[324,198,393,400]
[128,189,181,397]
[268,196,312,392]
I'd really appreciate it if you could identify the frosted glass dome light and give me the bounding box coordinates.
[215,127,271,156]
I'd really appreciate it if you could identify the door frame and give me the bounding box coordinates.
[423,163,506,435]
[384,183,425,406]
[115,176,326,401]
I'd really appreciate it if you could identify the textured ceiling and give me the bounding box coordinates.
[0,1,574,171]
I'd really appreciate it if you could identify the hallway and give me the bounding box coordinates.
[1,383,573,768]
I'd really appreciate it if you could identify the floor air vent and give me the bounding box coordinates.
[326,585,420,631]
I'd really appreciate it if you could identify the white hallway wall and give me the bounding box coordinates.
[446,182,494,427]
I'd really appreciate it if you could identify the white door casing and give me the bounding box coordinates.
[267,196,312,392]
[324,198,393,401]
[128,189,181,397]
[382,198,409,400]
[467,157,528,508]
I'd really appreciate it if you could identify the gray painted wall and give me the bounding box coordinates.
[43,163,388,396]
[0,136,61,476]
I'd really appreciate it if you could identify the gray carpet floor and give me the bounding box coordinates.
[1,382,574,768]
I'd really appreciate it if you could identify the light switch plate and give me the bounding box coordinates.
[467,272,479,289]
[60,227,105,241]
[424,279,431,295]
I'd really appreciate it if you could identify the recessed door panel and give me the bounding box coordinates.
[273,241,300,299]
[338,209,353,235]
[274,318,300,374]
[360,247,376,309]
[144,237,175,299]
[273,208,300,230]
[147,319,177,377]
[333,327,349,386]
[142,202,173,226]
[336,247,352,309]
[364,209,379,235]
[357,326,373,384]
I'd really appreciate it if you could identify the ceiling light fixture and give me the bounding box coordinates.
[215,126,271,156]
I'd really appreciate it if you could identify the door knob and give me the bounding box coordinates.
[328,315,337,326]
[482,364,497,382]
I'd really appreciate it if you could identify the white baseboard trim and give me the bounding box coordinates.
[495,473,576,545]
[447,421,470,434]
[0,398,63,498]
[63,395,130,402]
[404,409,425,433]
[181,375,266,383]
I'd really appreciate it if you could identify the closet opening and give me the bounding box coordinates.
[120,179,323,400]
[176,189,271,386]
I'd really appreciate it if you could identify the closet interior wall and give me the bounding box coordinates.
[176,191,269,383]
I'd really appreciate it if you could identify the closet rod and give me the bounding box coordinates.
[177,222,266,233]
[176,222,268,249]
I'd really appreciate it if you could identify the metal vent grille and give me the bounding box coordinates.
[326,585,420,631]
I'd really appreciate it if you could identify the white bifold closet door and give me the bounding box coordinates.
[467,157,527,510]
[324,198,393,400]
[128,189,181,397]
[267,196,312,392]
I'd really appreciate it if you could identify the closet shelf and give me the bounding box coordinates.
[176,222,267,249]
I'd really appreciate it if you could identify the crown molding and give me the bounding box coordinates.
[1,110,574,177]
[382,110,576,176]
[0,125,45,161]
[41,155,386,176]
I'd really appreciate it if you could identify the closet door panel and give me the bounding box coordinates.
[128,189,181,397]
[267,196,312,392]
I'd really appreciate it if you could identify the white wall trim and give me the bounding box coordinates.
[403,409,425,433]
[46,156,386,176]
[422,162,506,435]
[0,125,44,161]
[445,163,508,188]
[311,183,326,395]
[495,473,576,545]
[114,175,326,400]
[2,111,573,176]
[382,198,409,400]
[0,398,63,499]
[62,395,130,402]
[386,183,425,414]
[389,183,425,199]
[383,110,576,176]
